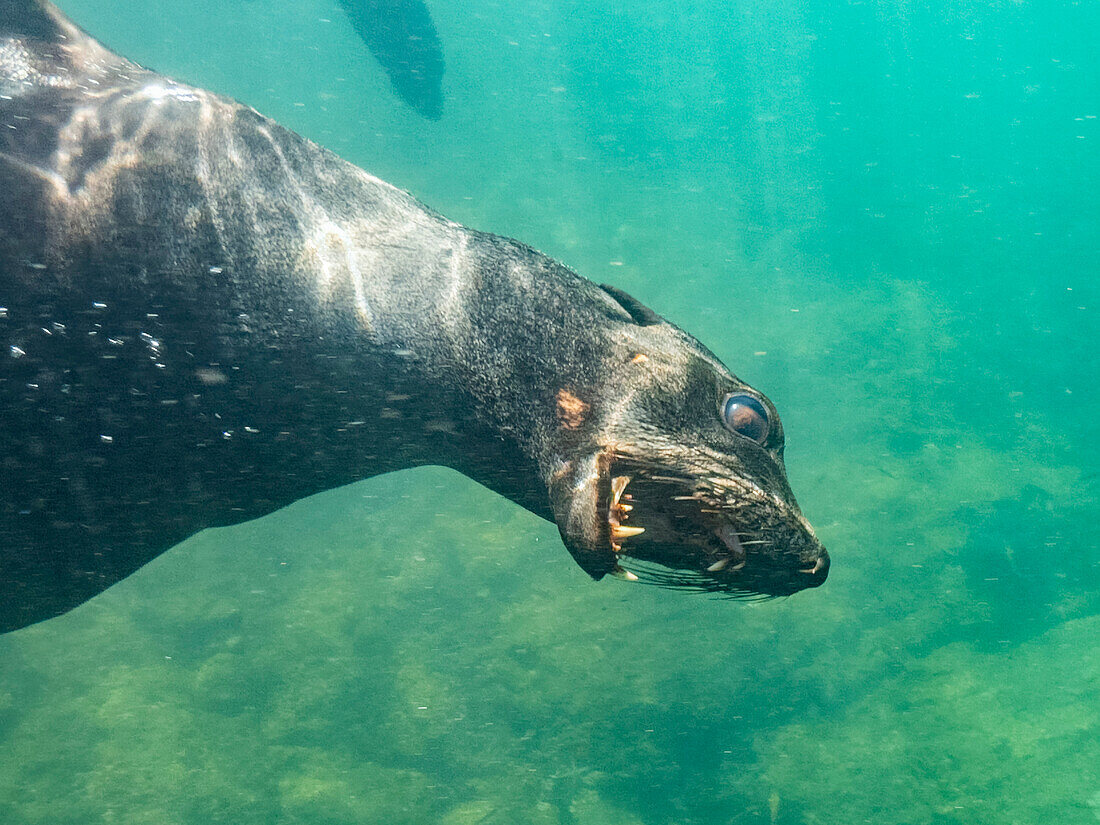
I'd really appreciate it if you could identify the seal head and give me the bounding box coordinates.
[542,287,828,598]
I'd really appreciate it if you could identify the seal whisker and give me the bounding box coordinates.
[640,474,696,485]
[618,559,778,600]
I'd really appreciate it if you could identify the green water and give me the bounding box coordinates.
[2,0,1098,821]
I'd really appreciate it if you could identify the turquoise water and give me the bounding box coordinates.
[2,0,1098,821]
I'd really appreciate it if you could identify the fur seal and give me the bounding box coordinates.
[0,0,828,633]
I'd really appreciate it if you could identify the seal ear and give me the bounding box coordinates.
[546,451,619,580]
[598,284,663,326]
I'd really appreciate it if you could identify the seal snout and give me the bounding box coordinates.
[592,456,829,597]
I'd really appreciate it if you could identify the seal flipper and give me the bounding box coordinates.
[337,0,445,120]
[547,451,619,580]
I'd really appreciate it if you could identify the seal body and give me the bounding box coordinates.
[0,1,827,633]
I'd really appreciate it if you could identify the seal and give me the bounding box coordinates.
[0,0,829,633]
[337,0,445,120]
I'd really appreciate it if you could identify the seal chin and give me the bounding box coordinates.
[546,450,621,581]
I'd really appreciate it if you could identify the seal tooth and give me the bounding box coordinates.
[611,566,639,582]
[707,557,730,572]
[801,557,827,575]
[611,475,631,504]
[611,524,645,540]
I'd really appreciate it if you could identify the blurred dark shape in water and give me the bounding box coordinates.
[337,0,444,120]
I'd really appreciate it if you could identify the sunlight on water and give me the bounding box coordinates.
[1,0,1097,822]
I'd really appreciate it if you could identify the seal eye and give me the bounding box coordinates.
[721,393,770,444]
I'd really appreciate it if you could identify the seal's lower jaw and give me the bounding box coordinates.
[603,466,829,598]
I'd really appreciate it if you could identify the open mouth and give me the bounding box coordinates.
[602,463,829,597]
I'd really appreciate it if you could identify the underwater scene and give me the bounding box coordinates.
[1,0,1097,821]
